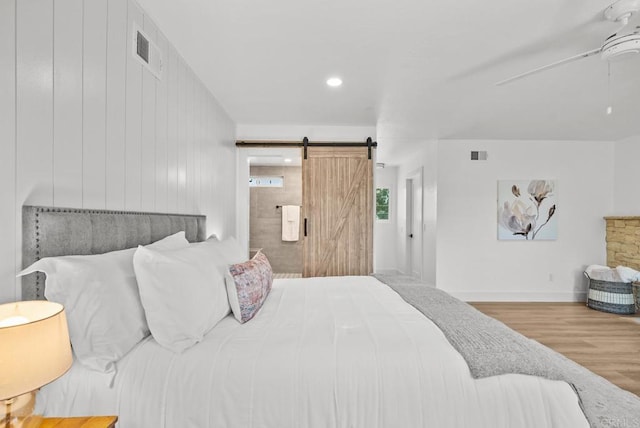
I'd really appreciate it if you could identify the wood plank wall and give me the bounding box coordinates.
[0,0,17,306]
[0,0,237,303]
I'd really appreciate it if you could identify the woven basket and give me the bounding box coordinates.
[584,273,636,315]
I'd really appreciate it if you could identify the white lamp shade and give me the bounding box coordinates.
[0,301,72,400]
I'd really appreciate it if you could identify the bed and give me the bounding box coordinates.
[18,206,638,427]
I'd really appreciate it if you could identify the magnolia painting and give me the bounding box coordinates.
[497,180,557,240]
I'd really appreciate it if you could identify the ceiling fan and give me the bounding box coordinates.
[496,0,640,86]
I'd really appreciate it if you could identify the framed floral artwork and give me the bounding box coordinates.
[497,179,557,240]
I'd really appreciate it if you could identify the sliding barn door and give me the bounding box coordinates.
[302,147,373,277]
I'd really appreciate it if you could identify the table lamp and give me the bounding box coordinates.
[0,301,72,427]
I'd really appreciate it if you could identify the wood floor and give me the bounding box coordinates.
[471,302,640,397]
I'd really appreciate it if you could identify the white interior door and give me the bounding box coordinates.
[406,168,423,279]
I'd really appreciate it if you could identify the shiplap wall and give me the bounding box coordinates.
[0,0,236,303]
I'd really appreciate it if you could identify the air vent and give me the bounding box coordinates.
[136,31,150,64]
[132,23,163,80]
[470,151,488,161]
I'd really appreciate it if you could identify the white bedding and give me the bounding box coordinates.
[38,276,588,427]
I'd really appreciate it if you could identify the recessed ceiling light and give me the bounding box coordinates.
[326,77,342,87]
[284,158,292,163]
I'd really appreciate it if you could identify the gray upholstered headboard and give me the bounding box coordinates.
[22,206,207,300]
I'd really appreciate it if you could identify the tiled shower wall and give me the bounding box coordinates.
[250,166,302,273]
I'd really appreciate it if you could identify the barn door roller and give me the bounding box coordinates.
[300,137,377,160]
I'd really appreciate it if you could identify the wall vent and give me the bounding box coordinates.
[132,23,163,80]
[136,31,150,63]
[470,151,488,160]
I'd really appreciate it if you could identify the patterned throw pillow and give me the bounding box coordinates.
[226,251,273,323]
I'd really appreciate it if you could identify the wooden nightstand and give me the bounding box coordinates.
[40,416,118,428]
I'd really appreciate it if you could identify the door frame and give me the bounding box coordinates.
[405,167,423,279]
[236,147,302,258]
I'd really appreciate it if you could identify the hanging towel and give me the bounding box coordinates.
[282,205,300,241]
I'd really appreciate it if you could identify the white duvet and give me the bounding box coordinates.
[38,276,588,427]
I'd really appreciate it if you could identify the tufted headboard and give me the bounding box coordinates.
[22,206,207,300]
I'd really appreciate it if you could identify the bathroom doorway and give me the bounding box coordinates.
[248,150,303,278]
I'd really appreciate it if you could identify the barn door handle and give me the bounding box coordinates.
[304,218,308,237]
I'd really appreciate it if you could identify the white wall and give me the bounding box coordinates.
[237,124,376,143]
[1,0,236,303]
[436,140,614,301]
[614,134,640,214]
[374,166,398,273]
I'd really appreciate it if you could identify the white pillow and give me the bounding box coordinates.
[133,242,231,353]
[201,236,246,264]
[197,237,249,321]
[18,231,190,375]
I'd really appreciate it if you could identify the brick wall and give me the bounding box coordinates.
[605,217,640,270]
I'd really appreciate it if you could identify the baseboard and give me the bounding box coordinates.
[371,274,585,301]
[374,268,402,275]
[448,290,588,303]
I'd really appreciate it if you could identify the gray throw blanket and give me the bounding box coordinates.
[373,274,640,428]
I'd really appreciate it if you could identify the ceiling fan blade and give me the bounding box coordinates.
[452,15,603,81]
[496,48,602,86]
[625,9,640,30]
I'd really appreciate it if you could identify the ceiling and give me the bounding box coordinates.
[138,0,640,164]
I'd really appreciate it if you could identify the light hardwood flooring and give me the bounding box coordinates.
[471,302,640,397]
